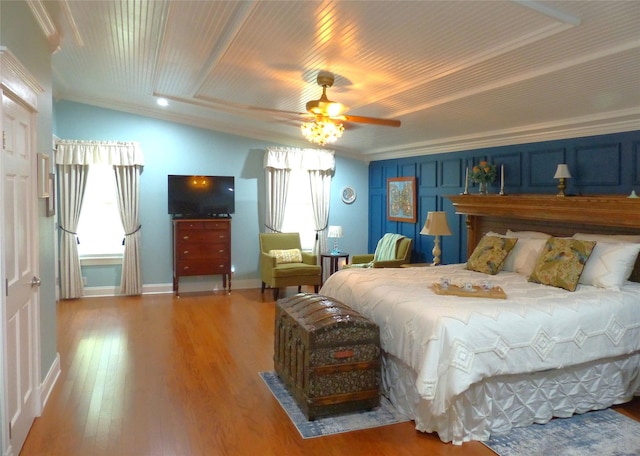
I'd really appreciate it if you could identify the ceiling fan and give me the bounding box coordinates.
[292,71,401,145]
[302,71,401,128]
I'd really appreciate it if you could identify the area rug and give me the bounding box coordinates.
[259,371,409,438]
[483,408,640,456]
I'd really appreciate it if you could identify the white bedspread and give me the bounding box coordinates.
[319,265,640,418]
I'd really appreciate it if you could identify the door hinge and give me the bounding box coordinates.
[8,421,10,439]
[5,278,8,297]
[2,130,5,150]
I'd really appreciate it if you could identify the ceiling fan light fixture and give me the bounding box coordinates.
[301,119,344,146]
[305,99,345,117]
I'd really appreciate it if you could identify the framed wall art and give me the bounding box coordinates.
[46,173,56,217]
[387,176,417,223]
[37,153,50,198]
[341,186,356,204]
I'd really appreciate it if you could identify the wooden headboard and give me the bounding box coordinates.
[447,195,640,283]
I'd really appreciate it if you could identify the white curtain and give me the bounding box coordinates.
[264,166,290,232]
[308,169,333,255]
[264,147,335,246]
[114,165,142,295]
[55,140,144,298]
[57,164,89,299]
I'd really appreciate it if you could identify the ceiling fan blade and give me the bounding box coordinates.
[245,105,306,117]
[340,114,401,127]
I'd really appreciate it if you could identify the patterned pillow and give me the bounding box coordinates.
[269,248,303,264]
[466,235,518,275]
[528,238,596,291]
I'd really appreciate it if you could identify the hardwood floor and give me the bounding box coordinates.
[21,288,640,456]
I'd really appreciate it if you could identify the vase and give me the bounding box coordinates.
[478,181,488,195]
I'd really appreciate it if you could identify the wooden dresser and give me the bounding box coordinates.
[172,218,231,295]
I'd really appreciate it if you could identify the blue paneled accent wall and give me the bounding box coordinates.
[369,130,640,265]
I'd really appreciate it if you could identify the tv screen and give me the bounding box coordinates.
[168,175,235,217]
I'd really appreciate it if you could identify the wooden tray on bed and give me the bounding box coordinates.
[430,283,507,299]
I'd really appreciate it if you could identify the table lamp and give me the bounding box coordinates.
[420,212,452,266]
[553,164,571,197]
[327,225,343,254]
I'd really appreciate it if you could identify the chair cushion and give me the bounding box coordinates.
[269,248,303,264]
[272,263,321,278]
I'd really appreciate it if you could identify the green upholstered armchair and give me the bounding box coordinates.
[259,232,322,300]
[350,235,413,268]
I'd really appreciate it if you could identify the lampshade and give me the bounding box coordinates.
[553,164,572,179]
[301,119,344,146]
[327,226,343,238]
[420,212,452,236]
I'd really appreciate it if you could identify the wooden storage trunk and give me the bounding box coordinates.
[274,293,380,420]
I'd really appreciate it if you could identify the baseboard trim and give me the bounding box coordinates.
[39,352,60,414]
[81,278,262,297]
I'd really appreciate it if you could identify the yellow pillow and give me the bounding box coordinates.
[466,235,518,275]
[269,248,303,264]
[528,238,596,291]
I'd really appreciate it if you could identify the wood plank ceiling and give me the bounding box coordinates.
[30,0,640,160]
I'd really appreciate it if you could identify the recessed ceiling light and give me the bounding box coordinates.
[157,98,168,107]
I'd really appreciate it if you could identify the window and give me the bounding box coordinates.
[281,169,315,251]
[76,164,124,258]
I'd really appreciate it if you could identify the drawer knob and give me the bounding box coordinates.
[183,266,189,270]
[183,250,189,254]
[183,236,190,240]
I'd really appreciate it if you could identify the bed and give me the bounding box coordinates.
[319,195,640,444]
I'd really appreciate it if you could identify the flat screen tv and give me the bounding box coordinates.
[168,175,235,217]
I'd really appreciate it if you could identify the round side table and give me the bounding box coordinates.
[320,252,350,282]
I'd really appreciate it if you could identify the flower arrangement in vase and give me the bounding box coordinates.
[470,161,497,194]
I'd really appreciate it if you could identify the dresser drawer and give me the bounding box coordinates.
[176,260,230,276]
[176,220,230,232]
[176,242,229,260]
[176,230,229,242]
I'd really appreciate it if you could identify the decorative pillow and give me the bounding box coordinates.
[578,241,640,289]
[269,248,303,264]
[528,238,596,291]
[502,237,549,277]
[466,235,518,275]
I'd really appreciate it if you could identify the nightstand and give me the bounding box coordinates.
[320,252,350,282]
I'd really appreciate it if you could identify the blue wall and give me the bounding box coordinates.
[53,100,370,290]
[369,130,640,265]
[53,101,640,288]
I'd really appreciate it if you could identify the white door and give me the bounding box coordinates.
[2,94,39,453]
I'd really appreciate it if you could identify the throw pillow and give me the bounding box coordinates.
[528,238,596,291]
[502,237,549,277]
[466,235,518,275]
[269,248,303,264]
[578,241,640,289]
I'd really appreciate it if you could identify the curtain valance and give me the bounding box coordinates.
[264,147,335,172]
[55,140,144,166]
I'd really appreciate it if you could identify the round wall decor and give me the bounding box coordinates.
[341,186,356,204]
